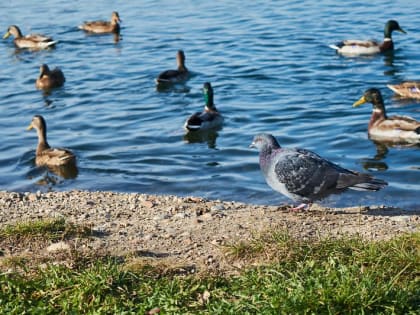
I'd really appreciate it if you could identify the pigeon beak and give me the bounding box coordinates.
[249,142,256,148]
[353,96,367,107]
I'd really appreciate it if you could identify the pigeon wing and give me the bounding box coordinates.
[273,148,341,200]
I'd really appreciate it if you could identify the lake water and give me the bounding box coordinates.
[1,0,419,209]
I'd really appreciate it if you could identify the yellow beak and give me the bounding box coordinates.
[353,96,367,107]
[3,31,11,39]
[27,123,34,131]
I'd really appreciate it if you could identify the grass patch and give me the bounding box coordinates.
[0,231,418,314]
[0,218,92,241]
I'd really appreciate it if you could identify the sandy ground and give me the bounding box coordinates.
[0,190,418,273]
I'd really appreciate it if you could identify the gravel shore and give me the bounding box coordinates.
[0,190,418,273]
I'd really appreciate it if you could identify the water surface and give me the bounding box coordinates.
[1,0,419,209]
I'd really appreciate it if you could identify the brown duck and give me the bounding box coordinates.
[3,25,57,49]
[27,115,76,167]
[353,88,420,144]
[35,64,65,90]
[155,50,189,84]
[387,81,420,99]
[78,11,121,34]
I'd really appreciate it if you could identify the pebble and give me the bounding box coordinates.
[46,241,70,253]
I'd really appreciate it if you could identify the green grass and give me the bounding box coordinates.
[0,222,418,314]
[0,217,92,241]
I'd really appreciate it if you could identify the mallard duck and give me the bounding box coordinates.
[35,64,65,90]
[27,115,76,167]
[3,25,57,49]
[155,50,189,84]
[353,88,420,144]
[184,82,223,131]
[387,81,420,99]
[329,20,406,56]
[78,11,121,34]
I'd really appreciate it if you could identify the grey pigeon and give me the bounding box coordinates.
[250,133,387,205]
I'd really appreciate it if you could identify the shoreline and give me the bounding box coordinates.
[1,190,419,273]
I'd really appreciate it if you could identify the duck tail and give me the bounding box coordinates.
[328,44,340,51]
[386,84,400,94]
[184,115,202,131]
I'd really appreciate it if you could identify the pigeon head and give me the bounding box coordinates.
[250,133,281,152]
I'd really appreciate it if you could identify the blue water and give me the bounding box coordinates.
[1,0,419,209]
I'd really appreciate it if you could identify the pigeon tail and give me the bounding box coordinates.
[349,177,388,191]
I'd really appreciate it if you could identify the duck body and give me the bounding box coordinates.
[250,134,387,204]
[79,11,121,34]
[155,50,189,84]
[3,25,57,49]
[35,64,65,90]
[387,81,420,99]
[353,88,420,144]
[27,115,76,167]
[184,82,223,131]
[329,20,406,56]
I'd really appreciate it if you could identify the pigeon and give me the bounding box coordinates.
[250,133,387,209]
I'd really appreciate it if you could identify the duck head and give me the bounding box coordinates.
[384,20,406,38]
[3,25,22,39]
[111,11,121,24]
[353,88,386,112]
[203,82,215,110]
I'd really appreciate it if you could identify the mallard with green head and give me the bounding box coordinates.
[35,64,65,90]
[329,20,406,56]
[3,25,57,49]
[353,88,420,144]
[155,50,189,84]
[184,82,223,131]
[27,115,76,167]
[387,81,420,99]
[78,11,121,34]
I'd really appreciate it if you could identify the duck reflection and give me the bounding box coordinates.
[360,141,389,171]
[155,82,191,93]
[360,140,420,171]
[27,162,78,187]
[382,51,398,76]
[183,129,220,149]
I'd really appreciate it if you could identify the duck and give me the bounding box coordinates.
[387,81,420,99]
[250,133,387,210]
[78,11,121,34]
[35,64,65,90]
[353,88,420,144]
[329,20,406,56]
[184,82,223,131]
[3,25,57,49]
[155,50,189,84]
[27,115,76,167]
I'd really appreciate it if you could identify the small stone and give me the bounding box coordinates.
[142,200,154,208]
[46,241,70,252]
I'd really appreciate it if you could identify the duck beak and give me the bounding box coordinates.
[27,123,34,131]
[398,27,407,34]
[353,96,367,107]
[3,31,10,39]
